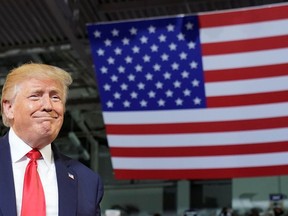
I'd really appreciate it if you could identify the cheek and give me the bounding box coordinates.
[55,103,65,114]
[28,103,35,109]
[18,103,37,114]
[13,102,38,118]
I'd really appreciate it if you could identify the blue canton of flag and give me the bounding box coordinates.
[87,15,206,111]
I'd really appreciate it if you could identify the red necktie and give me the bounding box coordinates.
[21,149,46,216]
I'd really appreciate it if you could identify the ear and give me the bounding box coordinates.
[2,100,14,120]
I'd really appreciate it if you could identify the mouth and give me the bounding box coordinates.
[34,116,58,120]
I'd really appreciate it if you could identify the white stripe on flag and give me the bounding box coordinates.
[202,48,288,70]
[205,75,288,96]
[112,152,288,169]
[103,102,288,124]
[107,128,288,147]
[200,19,288,43]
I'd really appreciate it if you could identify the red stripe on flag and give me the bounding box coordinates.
[204,64,288,82]
[106,116,288,135]
[202,35,288,55]
[114,165,288,179]
[110,141,288,157]
[199,4,288,27]
[207,91,288,107]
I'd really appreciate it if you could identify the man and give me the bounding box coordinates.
[0,63,104,216]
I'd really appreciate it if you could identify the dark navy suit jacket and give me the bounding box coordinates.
[0,132,104,216]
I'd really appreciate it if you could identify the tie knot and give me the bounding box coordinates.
[26,149,42,160]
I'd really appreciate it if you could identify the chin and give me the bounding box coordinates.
[37,127,59,140]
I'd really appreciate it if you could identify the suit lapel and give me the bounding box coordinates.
[53,145,78,216]
[0,134,17,216]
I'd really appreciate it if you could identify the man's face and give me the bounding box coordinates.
[4,78,65,148]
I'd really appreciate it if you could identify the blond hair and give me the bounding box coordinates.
[1,63,73,127]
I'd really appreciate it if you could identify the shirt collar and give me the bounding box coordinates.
[9,128,53,167]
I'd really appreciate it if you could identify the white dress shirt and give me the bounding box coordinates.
[9,128,59,216]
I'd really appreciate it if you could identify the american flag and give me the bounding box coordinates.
[87,3,288,180]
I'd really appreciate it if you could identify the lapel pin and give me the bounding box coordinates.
[68,172,75,180]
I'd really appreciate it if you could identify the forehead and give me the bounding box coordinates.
[16,78,64,95]
[20,78,62,89]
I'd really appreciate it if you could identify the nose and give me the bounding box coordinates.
[41,95,53,111]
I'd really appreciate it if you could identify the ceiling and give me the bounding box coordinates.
[0,0,286,181]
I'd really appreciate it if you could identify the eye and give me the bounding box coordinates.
[28,94,40,100]
[51,95,61,101]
